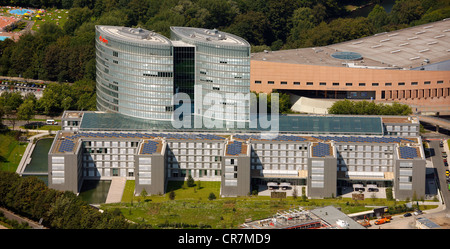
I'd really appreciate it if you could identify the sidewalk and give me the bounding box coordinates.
[105,177,126,204]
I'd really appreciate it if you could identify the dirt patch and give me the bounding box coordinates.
[429,216,450,228]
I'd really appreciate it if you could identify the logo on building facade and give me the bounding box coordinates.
[99,35,108,44]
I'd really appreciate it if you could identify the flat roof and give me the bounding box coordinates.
[78,112,384,135]
[252,19,450,70]
[51,130,420,155]
[310,206,365,229]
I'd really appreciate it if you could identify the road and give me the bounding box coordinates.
[0,207,46,229]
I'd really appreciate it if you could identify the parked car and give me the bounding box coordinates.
[403,213,412,217]
[413,210,423,216]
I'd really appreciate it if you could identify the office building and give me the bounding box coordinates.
[95,25,251,122]
[49,111,425,200]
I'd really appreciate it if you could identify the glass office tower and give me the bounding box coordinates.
[170,27,251,123]
[95,25,251,123]
[95,26,174,120]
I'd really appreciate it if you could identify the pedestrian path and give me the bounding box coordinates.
[105,177,126,203]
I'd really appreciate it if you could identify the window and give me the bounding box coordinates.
[424,81,431,85]
[281,81,287,85]
[398,82,405,86]
[359,83,366,86]
[306,82,313,85]
[411,82,418,85]
[346,83,352,86]
[113,51,118,57]
[158,72,173,77]
[319,82,326,86]
[268,81,274,84]
[385,82,392,86]
[372,83,379,86]
[333,82,339,86]
[437,80,444,84]
[212,86,220,90]
[293,81,300,85]
[255,80,261,84]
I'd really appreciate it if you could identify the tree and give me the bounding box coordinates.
[0,91,23,130]
[266,0,298,43]
[140,189,148,201]
[63,7,94,35]
[328,99,355,114]
[187,174,195,187]
[328,99,412,116]
[368,4,389,31]
[197,0,237,29]
[391,0,425,25]
[286,7,315,48]
[61,96,74,111]
[169,190,176,200]
[292,187,298,200]
[17,99,35,125]
[225,11,273,46]
[208,192,216,201]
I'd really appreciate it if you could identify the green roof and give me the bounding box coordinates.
[79,112,383,135]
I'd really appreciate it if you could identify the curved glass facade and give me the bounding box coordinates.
[96,26,251,123]
[170,27,251,122]
[96,26,174,120]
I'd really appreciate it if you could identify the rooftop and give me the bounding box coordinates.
[171,26,250,47]
[52,129,420,155]
[97,25,172,45]
[140,140,163,155]
[78,112,384,135]
[241,206,365,229]
[226,141,248,156]
[310,206,365,229]
[252,19,450,70]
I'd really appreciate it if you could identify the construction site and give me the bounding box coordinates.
[240,206,366,229]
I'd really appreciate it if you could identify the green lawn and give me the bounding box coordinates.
[102,180,417,229]
[0,132,27,172]
[31,8,69,31]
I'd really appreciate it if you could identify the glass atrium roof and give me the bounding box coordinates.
[79,112,383,135]
[331,51,362,60]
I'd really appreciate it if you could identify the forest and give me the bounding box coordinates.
[0,171,145,228]
[0,0,448,83]
[0,0,448,117]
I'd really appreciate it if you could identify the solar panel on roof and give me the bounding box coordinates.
[312,143,330,157]
[399,146,418,159]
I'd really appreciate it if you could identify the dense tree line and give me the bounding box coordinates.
[328,99,412,115]
[0,80,96,127]
[0,0,446,118]
[0,0,448,84]
[0,171,146,229]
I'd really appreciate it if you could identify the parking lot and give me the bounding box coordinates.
[0,80,45,98]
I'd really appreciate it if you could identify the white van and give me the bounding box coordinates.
[46,119,58,125]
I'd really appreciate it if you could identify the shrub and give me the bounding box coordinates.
[208,192,216,201]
